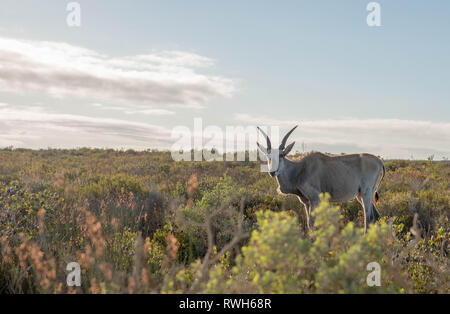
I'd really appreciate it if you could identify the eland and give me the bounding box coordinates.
[257,125,385,232]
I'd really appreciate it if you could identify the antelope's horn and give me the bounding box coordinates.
[279,125,298,150]
[257,127,271,151]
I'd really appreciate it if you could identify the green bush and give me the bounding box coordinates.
[204,195,410,293]
[176,176,245,263]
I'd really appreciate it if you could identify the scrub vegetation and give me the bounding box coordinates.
[0,148,448,293]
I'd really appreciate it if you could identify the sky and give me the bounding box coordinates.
[0,0,449,159]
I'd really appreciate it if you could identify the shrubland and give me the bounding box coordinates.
[0,148,448,293]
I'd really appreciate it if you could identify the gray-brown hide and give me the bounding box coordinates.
[257,126,385,232]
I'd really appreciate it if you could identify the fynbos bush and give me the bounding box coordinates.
[204,195,411,293]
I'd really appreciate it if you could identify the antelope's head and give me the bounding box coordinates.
[257,125,297,177]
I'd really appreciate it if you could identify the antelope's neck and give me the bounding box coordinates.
[277,158,298,194]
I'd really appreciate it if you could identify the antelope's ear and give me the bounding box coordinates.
[282,142,295,156]
[257,142,268,156]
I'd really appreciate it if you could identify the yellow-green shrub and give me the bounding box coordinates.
[204,195,410,293]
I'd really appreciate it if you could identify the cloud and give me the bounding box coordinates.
[92,103,175,115]
[0,37,236,108]
[0,104,176,149]
[124,109,176,116]
[235,114,450,159]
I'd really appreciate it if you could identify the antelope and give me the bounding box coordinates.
[257,125,385,232]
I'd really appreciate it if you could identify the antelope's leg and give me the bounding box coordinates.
[361,188,376,232]
[372,191,381,221]
[356,192,366,229]
[296,194,310,229]
[356,192,363,204]
[372,204,381,221]
[308,194,321,229]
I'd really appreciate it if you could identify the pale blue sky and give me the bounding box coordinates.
[0,1,449,158]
